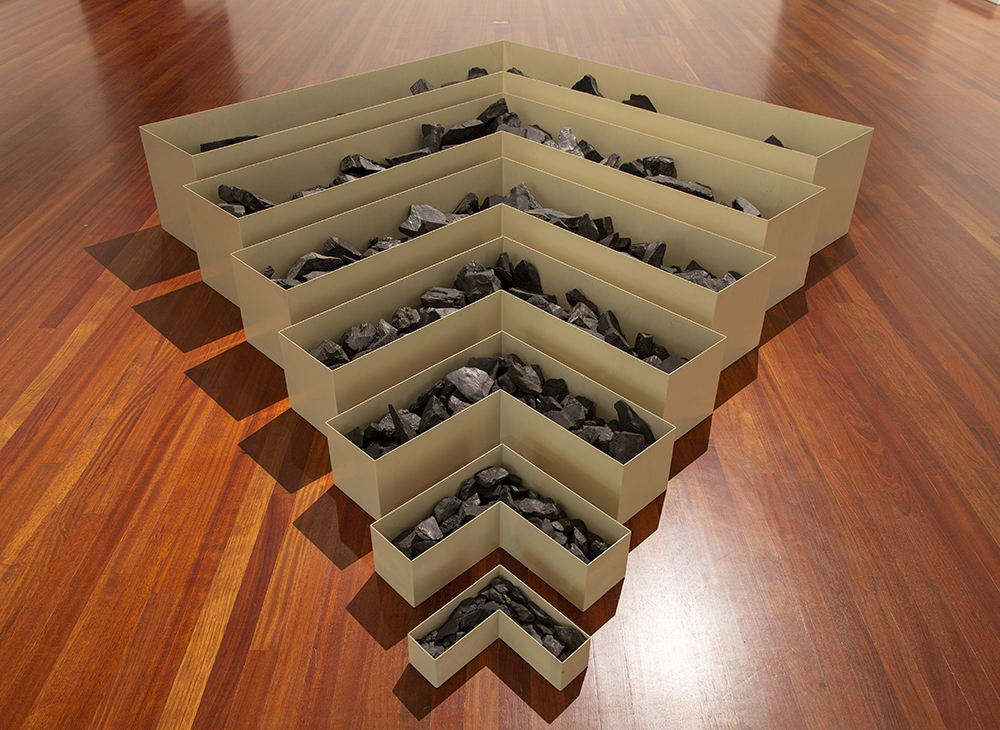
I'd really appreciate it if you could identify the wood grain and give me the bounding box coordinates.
[1,0,999,726]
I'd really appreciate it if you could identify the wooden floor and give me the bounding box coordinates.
[1,0,999,727]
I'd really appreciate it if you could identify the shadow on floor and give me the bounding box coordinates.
[239,408,332,493]
[86,226,198,290]
[294,485,373,570]
[185,340,287,420]
[133,281,242,352]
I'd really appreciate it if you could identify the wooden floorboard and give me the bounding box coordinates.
[1,0,999,726]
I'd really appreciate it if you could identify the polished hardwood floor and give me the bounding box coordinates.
[1,0,999,727]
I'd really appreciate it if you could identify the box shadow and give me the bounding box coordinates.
[239,408,332,493]
[185,341,287,420]
[86,226,198,290]
[294,485,373,570]
[133,281,242,352]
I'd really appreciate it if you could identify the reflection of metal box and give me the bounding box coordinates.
[371,445,630,610]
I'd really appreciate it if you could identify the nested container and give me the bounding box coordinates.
[140,45,507,247]
[408,565,591,690]
[325,332,676,522]
[280,238,724,436]
[371,445,630,610]
[184,96,509,302]
[497,44,872,253]
[230,153,506,364]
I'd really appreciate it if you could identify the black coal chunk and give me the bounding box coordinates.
[399,204,448,237]
[648,175,715,201]
[614,400,655,445]
[389,404,418,443]
[421,286,466,309]
[321,236,362,262]
[453,192,480,216]
[291,184,328,200]
[732,196,762,217]
[764,134,785,147]
[340,154,386,177]
[608,430,646,463]
[260,265,274,279]
[512,259,543,293]
[642,155,677,178]
[310,340,350,369]
[286,252,344,281]
[446,367,495,403]
[504,182,540,211]
[571,74,602,96]
[341,322,378,355]
[442,119,487,146]
[218,203,245,216]
[218,184,274,213]
[385,148,432,167]
[410,78,435,94]
[422,123,445,153]
[476,98,509,127]
[200,135,259,153]
[391,306,422,333]
[454,261,501,302]
[622,94,657,112]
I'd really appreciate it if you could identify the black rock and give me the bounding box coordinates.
[420,286,466,309]
[385,148,432,167]
[619,159,646,177]
[259,265,274,279]
[410,78,435,94]
[480,194,506,209]
[601,153,622,169]
[332,174,357,186]
[414,515,444,541]
[200,135,259,153]
[541,378,569,401]
[614,400,655,445]
[310,340,351,368]
[422,123,445,153]
[341,322,378,355]
[608,430,646,463]
[441,119,487,146]
[434,496,462,525]
[286,252,344,280]
[446,367,495,403]
[458,493,487,521]
[420,307,459,326]
[504,182,540,211]
[576,424,613,451]
[507,67,525,76]
[732,196,762,217]
[318,237,361,264]
[273,278,299,289]
[340,154,386,177]
[365,319,398,352]
[505,359,543,395]
[764,134,785,147]
[399,204,448,237]
[218,203,245,217]
[476,98,508,127]
[291,184,328,200]
[493,252,514,289]
[453,192,480,216]
[364,237,406,256]
[571,74,602,96]
[522,125,552,144]
[419,397,450,431]
[674,268,728,292]
[634,332,656,360]
[345,426,365,449]
[622,94,657,112]
[390,306,422,333]
[642,155,677,178]
[567,302,600,332]
[647,175,715,201]
[577,139,604,162]
[467,356,501,379]
[389,404,418,443]
[641,240,667,268]
[659,355,688,373]
[512,259,543,293]
[474,466,509,491]
[218,184,274,213]
[468,67,489,79]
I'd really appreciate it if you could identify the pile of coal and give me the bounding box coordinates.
[663,260,743,292]
[497,183,743,292]
[261,193,477,289]
[419,576,587,661]
[392,465,611,562]
[200,135,259,153]
[345,354,657,464]
[409,67,490,95]
[308,252,511,368]
[216,184,274,217]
